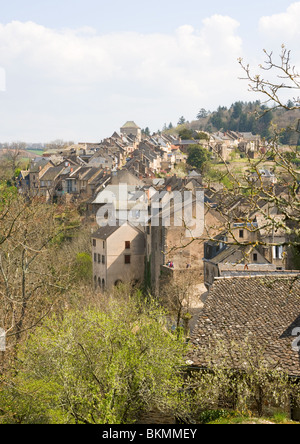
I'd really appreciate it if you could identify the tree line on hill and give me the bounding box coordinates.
[166,100,300,145]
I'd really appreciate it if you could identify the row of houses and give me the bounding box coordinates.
[172,129,263,161]
[15,121,296,298]
[18,122,188,201]
[19,122,266,202]
[91,168,298,295]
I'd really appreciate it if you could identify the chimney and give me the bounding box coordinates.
[166,185,172,192]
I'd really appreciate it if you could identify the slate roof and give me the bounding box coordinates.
[39,165,65,181]
[92,222,143,240]
[189,276,300,377]
[29,158,50,173]
[92,224,121,240]
[205,244,268,265]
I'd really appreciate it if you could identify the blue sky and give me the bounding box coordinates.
[0,0,299,143]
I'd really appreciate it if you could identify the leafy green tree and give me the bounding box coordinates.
[187,144,210,171]
[0,294,188,424]
[197,108,209,119]
[74,253,93,283]
[231,101,243,119]
[178,128,194,140]
[142,127,150,136]
[177,116,186,125]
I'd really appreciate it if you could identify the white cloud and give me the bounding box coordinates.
[0,68,5,91]
[259,2,300,40]
[0,17,246,141]
[257,2,300,100]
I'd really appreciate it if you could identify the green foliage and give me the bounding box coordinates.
[14,168,21,178]
[186,337,300,421]
[197,100,277,139]
[0,182,18,207]
[178,128,194,140]
[74,252,93,282]
[291,243,300,270]
[52,210,81,245]
[187,145,210,171]
[197,108,209,119]
[177,116,186,125]
[282,149,300,167]
[0,296,188,424]
[271,412,289,424]
[196,409,234,424]
[196,131,209,141]
[142,127,151,136]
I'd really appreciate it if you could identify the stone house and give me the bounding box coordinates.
[148,187,224,295]
[255,214,288,270]
[17,170,30,194]
[92,223,145,290]
[203,243,279,289]
[38,164,67,201]
[28,158,53,196]
[110,169,145,187]
[238,132,261,156]
[188,275,300,420]
[61,166,106,200]
[120,121,142,143]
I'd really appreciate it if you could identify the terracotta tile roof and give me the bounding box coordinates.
[189,275,300,377]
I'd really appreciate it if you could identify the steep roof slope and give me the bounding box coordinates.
[189,276,300,377]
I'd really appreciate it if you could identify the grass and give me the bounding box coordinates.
[197,410,299,424]
[26,149,44,156]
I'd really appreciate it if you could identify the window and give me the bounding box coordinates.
[93,239,96,247]
[239,230,244,239]
[94,253,97,263]
[98,254,101,264]
[253,253,258,262]
[125,255,131,264]
[102,255,105,264]
[125,241,131,249]
[273,245,283,260]
[103,241,105,249]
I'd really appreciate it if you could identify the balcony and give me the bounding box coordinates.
[160,264,203,281]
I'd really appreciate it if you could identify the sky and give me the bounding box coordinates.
[0,0,299,143]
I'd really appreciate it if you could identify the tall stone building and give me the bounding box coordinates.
[120,121,142,142]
